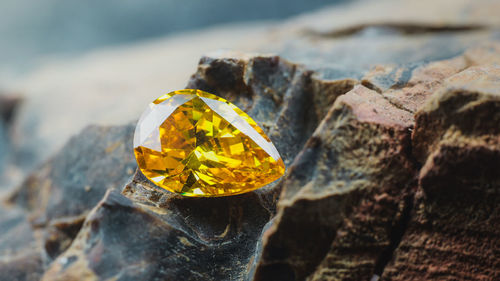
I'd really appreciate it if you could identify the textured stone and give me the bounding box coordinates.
[0,203,42,281]
[2,0,500,280]
[9,125,136,222]
[252,85,415,281]
[362,55,468,113]
[381,65,500,280]
[0,252,43,281]
[42,188,273,281]
[412,65,500,163]
[5,124,136,268]
[188,55,323,167]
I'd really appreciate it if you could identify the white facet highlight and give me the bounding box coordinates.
[200,97,281,161]
[134,94,194,150]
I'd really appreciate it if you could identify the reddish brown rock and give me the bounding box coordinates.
[362,55,468,113]
[253,85,416,281]
[382,65,500,280]
[412,65,500,163]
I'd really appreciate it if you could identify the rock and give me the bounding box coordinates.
[2,0,500,280]
[252,85,415,281]
[42,188,273,281]
[412,65,500,163]
[362,56,468,113]
[0,252,43,281]
[6,124,136,266]
[0,94,22,124]
[0,93,22,191]
[0,203,43,281]
[9,124,136,221]
[381,65,500,280]
[187,54,334,166]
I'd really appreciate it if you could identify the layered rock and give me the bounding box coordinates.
[1,0,500,280]
[253,85,415,281]
[6,124,136,274]
[382,65,500,280]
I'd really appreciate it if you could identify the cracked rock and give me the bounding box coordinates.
[381,65,500,280]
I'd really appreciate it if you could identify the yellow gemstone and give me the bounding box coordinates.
[133,89,285,197]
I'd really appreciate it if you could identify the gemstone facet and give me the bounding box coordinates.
[133,89,285,197]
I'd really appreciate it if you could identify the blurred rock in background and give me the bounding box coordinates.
[0,0,345,72]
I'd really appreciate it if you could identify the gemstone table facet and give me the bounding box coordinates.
[133,89,285,197]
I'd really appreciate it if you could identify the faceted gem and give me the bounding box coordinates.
[133,89,285,197]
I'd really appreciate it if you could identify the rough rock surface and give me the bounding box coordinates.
[381,65,500,280]
[253,84,415,281]
[5,124,136,279]
[1,0,500,280]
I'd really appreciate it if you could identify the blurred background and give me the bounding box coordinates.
[0,0,346,73]
[0,0,498,193]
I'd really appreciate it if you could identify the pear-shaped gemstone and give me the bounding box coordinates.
[134,89,285,197]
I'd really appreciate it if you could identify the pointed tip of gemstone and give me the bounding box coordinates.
[134,89,285,197]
